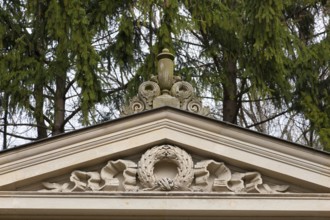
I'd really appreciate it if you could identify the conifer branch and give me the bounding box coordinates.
[0,123,48,129]
[0,129,38,141]
[28,104,52,125]
[65,79,76,95]
[63,107,81,125]
[246,110,290,129]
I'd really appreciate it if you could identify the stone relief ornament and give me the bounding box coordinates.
[137,145,194,191]
[41,145,289,193]
[123,96,145,115]
[42,160,138,192]
[194,160,231,192]
[138,81,161,107]
[121,49,210,117]
[121,81,160,115]
[193,160,289,193]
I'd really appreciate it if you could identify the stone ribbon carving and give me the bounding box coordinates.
[193,160,289,193]
[42,145,289,193]
[194,160,231,192]
[42,160,138,192]
[121,49,210,117]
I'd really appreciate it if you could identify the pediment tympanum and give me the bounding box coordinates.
[1,109,330,219]
[1,107,329,193]
[39,144,290,194]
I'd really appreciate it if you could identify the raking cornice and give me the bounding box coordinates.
[0,107,329,192]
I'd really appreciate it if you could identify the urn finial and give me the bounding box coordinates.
[121,48,210,117]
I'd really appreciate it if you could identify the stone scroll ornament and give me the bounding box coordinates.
[121,49,210,117]
[42,145,289,193]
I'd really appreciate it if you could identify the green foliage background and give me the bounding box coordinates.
[0,0,329,151]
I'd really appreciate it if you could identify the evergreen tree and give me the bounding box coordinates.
[0,0,118,145]
[0,0,329,151]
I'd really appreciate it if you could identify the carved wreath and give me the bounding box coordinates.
[41,144,289,193]
[137,145,194,191]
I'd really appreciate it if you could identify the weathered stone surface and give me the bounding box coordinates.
[121,49,210,117]
[153,94,180,109]
[1,105,329,218]
[41,145,289,194]
[157,48,174,92]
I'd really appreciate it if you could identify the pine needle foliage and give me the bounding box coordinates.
[0,0,329,151]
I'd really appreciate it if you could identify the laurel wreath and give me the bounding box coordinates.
[137,145,194,191]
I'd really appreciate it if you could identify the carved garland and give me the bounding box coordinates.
[41,145,289,194]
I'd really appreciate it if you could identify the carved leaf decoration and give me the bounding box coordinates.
[41,145,289,194]
[171,81,193,100]
[120,77,211,118]
[138,81,161,107]
[138,145,194,191]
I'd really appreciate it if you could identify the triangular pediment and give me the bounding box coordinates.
[19,144,306,194]
[2,48,330,219]
[0,107,329,194]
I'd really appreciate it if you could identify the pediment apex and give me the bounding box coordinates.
[0,107,329,193]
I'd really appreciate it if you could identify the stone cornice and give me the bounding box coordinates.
[0,108,329,192]
[0,192,330,219]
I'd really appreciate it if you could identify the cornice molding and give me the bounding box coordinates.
[0,108,329,192]
[0,192,330,218]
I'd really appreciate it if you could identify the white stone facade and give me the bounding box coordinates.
[0,107,329,219]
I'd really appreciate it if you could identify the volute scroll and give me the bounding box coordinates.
[121,49,210,117]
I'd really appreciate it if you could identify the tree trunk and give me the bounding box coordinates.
[34,84,48,139]
[33,0,48,139]
[52,74,66,136]
[222,55,238,124]
[2,94,8,149]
